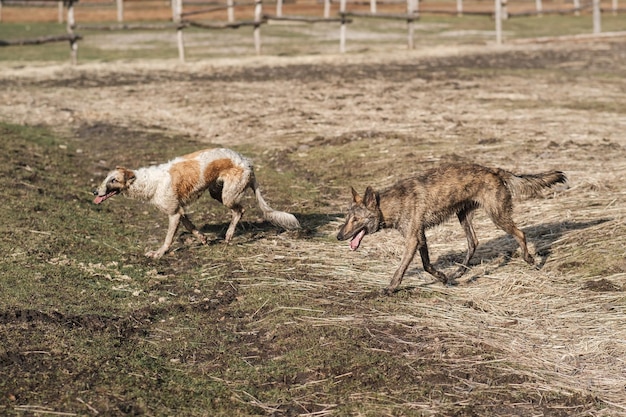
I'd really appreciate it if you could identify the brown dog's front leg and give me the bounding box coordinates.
[419,244,449,284]
[386,235,419,293]
[146,213,181,258]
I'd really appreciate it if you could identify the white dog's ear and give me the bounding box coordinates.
[125,170,136,185]
[117,167,136,185]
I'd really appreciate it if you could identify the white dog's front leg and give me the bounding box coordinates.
[145,213,181,258]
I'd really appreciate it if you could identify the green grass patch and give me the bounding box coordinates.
[0,23,75,61]
[0,119,608,415]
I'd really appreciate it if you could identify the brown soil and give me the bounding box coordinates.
[1,37,626,415]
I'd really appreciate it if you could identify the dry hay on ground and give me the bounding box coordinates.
[1,40,625,414]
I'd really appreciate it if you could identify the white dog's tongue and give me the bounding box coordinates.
[349,229,366,251]
[93,192,114,205]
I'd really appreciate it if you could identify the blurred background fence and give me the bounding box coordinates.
[1,0,623,62]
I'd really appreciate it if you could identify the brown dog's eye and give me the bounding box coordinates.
[110,178,117,184]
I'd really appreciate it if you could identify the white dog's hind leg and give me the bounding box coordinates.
[224,206,244,243]
[146,213,181,258]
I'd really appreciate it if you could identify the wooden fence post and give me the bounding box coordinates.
[574,0,580,16]
[66,0,75,31]
[58,1,64,23]
[70,36,78,65]
[172,0,181,22]
[276,0,283,17]
[177,27,185,62]
[592,0,601,33]
[339,1,346,53]
[324,0,330,18]
[254,0,262,55]
[535,0,542,16]
[175,0,185,61]
[370,0,376,14]
[407,0,416,49]
[494,0,502,44]
[66,0,77,64]
[612,0,618,15]
[227,0,234,22]
[117,0,124,22]
[456,0,463,16]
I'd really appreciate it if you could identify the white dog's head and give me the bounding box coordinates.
[93,167,136,204]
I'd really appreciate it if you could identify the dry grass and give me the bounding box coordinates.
[1,38,625,415]
[220,198,626,411]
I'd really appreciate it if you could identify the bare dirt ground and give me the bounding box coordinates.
[1,38,626,415]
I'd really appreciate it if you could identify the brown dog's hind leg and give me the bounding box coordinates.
[487,203,534,265]
[450,209,479,280]
[503,222,534,265]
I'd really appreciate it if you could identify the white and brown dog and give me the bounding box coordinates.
[93,148,300,258]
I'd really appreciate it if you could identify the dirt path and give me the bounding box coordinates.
[1,42,624,154]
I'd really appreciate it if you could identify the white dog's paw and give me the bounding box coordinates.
[194,232,207,245]
[145,249,165,259]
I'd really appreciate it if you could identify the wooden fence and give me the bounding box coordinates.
[0,0,80,63]
[0,0,622,63]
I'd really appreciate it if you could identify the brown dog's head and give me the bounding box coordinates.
[92,167,136,204]
[337,186,382,251]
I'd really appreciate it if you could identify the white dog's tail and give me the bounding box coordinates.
[251,178,301,230]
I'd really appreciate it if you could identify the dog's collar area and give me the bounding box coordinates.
[378,211,386,230]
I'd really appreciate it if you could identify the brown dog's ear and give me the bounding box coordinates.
[363,186,379,210]
[351,187,362,204]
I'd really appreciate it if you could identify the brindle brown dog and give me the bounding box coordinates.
[337,163,567,293]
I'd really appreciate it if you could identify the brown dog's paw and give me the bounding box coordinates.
[382,287,399,296]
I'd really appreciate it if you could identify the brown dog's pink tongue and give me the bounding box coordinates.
[349,229,366,251]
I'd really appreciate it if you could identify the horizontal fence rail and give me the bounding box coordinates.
[0,0,621,63]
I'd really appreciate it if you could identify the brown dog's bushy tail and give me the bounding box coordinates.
[499,169,568,198]
[250,177,301,230]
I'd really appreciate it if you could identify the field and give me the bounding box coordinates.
[1,10,626,416]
